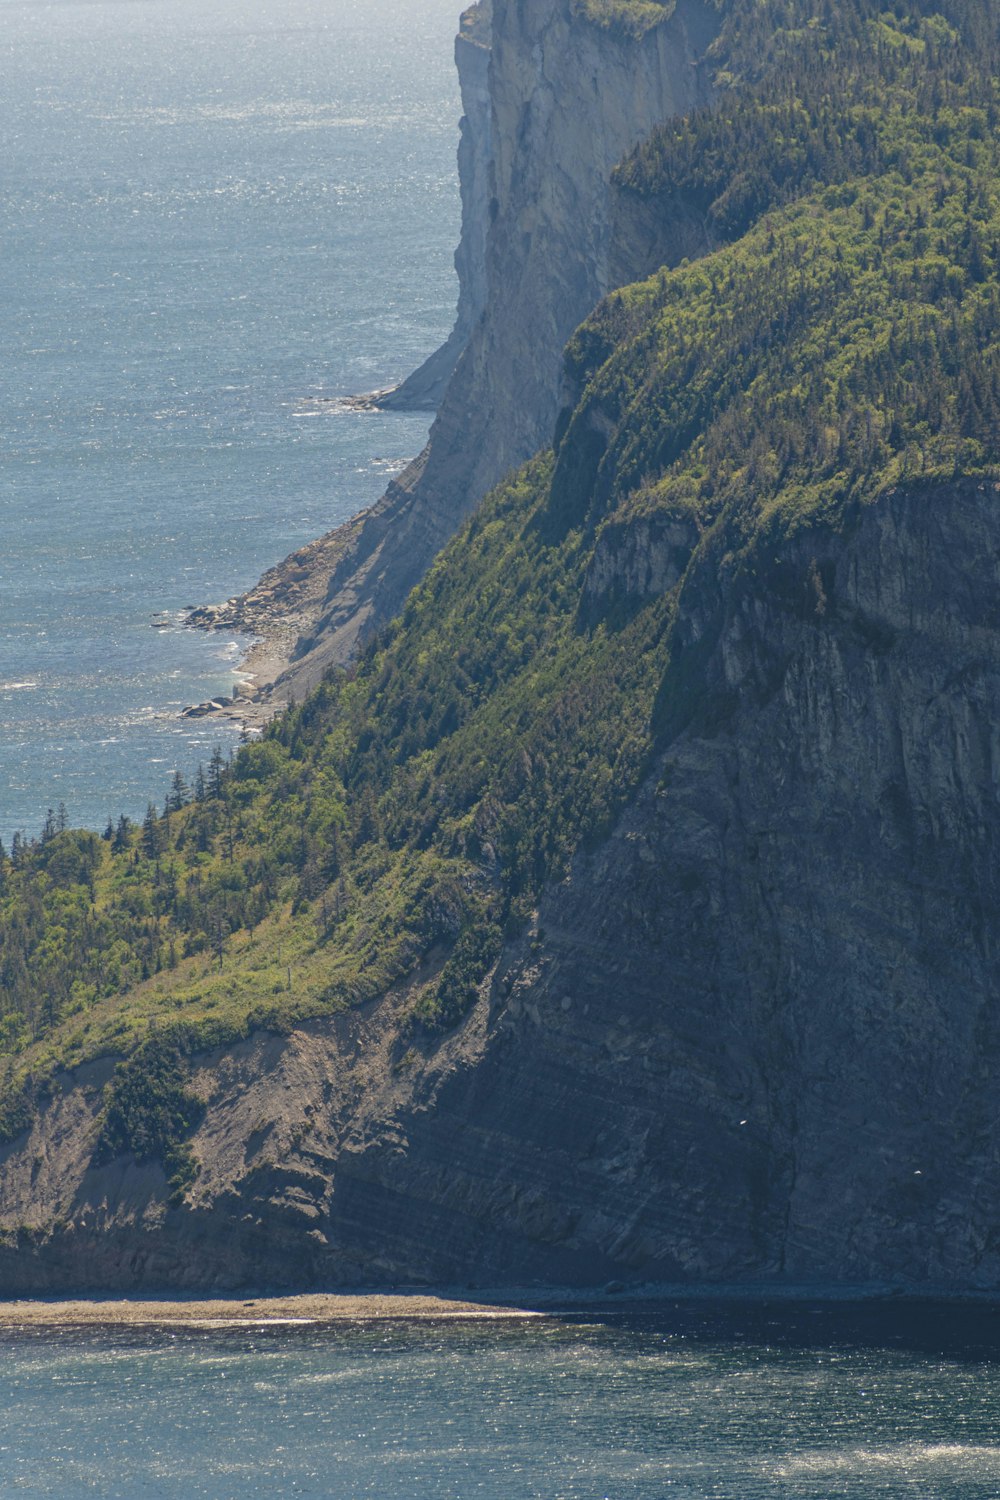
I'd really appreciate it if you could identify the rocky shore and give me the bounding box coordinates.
[180,510,368,727]
[178,0,718,732]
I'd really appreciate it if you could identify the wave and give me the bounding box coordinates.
[775,1442,1000,1478]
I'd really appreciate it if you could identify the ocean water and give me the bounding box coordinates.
[0,0,461,845]
[3,1306,1000,1498]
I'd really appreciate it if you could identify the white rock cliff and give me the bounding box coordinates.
[253,0,720,696]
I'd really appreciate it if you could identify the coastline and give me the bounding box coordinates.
[3,1282,1000,1328]
[179,509,368,732]
[177,385,430,734]
[0,1292,544,1328]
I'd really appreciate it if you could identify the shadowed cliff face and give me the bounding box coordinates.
[5,480,1000,1292]
[271,0,719,696]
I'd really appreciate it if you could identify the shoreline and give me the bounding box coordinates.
[0,1292,545,1328]
[178,508,369,733]
[176,387,425,733]
[3,1282,1000,1328]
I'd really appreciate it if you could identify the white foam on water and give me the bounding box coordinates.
[774,1442,1000,1479]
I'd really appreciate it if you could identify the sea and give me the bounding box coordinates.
[3,1304,1000,1498]
[0,0,461,846]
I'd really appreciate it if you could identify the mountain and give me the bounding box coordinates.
[1,0,1000,1291]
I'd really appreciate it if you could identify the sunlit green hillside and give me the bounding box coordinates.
[1,0,998,1176]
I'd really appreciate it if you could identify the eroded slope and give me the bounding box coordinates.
[1,0,1000,1289]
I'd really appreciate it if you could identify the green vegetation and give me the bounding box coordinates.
[95,1032,205,1198]
[0,453,668,1102]
[616,1,998,245]
[1,0,999,1173]
[570,0,676,37]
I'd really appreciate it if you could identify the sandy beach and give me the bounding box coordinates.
[1,1282,996,1329]
[0,1291,547,1328]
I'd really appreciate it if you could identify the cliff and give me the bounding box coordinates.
[231,0,719,702]
[1,0,999,1295]
[4,477,1000,1292]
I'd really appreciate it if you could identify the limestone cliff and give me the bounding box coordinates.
[245,0,719,700]
[4,479,1000,1291]
[377,3,493,413]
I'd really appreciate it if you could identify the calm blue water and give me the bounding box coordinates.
[0,0,461,845]
[3,1307,1000,1498]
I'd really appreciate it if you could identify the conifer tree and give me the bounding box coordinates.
[142,803,164,861]
[166,771,189,815]
[207,746,225,800]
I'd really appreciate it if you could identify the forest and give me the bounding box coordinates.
[1,0,999,1179]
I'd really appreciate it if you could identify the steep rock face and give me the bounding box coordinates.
[605,179,714,293]
[319,478,1000,1288]
[421,0,718,499]
[379,3,493,413]
[6,479,1000,1291]
[273,0,719,694]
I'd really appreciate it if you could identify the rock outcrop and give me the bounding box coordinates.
[5,479,1000,1291]
[377,2,493,413]
[241,0,719,701]
[6,0,999,1301]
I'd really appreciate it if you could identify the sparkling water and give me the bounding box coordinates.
[0,0,461,844]
[2,1305,1000,1498]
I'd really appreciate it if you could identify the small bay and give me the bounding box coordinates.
[0,0,461,844]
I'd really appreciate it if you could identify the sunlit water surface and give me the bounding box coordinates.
[0,0,460,843]
[3,1305,1000,1498]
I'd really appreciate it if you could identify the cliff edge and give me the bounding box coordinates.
[216,0,719,707]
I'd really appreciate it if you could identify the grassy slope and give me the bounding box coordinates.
[0,0,998,1163]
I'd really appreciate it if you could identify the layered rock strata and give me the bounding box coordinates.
[4,481,1000,1291]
